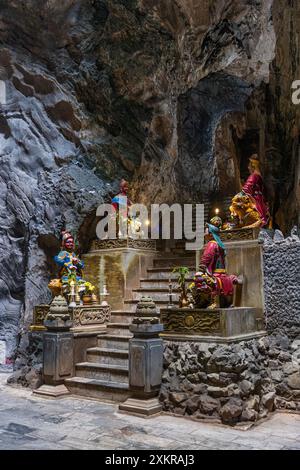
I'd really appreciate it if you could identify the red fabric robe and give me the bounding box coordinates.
[201,241,237,296]
[242,172,269,226]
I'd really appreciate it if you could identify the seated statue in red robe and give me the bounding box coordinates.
[242,154,270,227]
[200,217,239,307]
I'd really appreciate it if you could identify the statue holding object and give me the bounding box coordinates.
[48,230,97,305]
[54,231,85,286]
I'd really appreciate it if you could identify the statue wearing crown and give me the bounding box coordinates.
[54,231,85,285]
[228,154,270,229]
[48,230,96,305]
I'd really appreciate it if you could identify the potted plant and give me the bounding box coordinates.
[82,281,95,304]
[172,266,190,308]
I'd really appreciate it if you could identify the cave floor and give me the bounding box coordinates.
[0,374,299,450]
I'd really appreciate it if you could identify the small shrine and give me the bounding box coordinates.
[32,231,111,334]
[30,164,281,422]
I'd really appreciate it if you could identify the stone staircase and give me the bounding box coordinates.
[65,246,196,401]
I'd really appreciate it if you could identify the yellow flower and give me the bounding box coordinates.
[84,282,95,293]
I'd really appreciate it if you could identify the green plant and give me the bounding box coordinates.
[172,266,190,289]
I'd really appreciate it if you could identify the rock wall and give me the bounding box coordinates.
[0,1,298,368]
[260,228,300,339]
[160,334,300,425]
[0,0,279,362]
[266,0,300,230]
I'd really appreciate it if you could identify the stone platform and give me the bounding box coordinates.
[160,307,265,343]
[31,304,111,331]
[219,227,260,242]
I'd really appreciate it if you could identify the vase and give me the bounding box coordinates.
[82,294,92,305]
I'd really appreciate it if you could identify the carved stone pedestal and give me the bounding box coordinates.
[33,384,70,398]
[33,299,74,398]
[160,306,266,343]
[119,296,164,417]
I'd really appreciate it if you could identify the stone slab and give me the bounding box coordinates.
[119,397,162,417]
[32,384,70,398]
[220,228,259,242]
[160,330,267,343]
[224,239,264,317]
[90,238,157,252]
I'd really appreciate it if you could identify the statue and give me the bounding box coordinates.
[228,154,270,229]
[54,231,85,286]
[111,179,144,238]
[242,154,270,227]
[49,230,96,305]
[112,178,132,212]
[198,217,241,308]
[229,192,262,229]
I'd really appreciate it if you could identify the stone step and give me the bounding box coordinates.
[140,278,193,288]
[106,323,132,335]
[154,251,194,258]
[97,334,131,349]
[131,288,180,302]
[86,347,129,366]
[147,267,195,279]
[153,257,195,268]
[124,299,179,311]
[110,311,136,323]
[65,376,130,402]
[75,362,128,383]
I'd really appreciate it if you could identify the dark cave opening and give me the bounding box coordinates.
[232,128,260,185]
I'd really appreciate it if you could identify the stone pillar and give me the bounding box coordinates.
[119,296,164,417]
[33,295,74,398]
